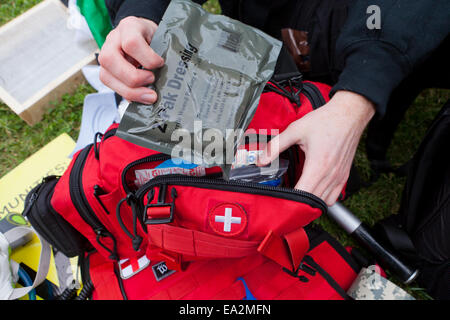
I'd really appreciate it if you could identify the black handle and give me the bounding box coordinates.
[327,203,419,284]
[352,223,419,284]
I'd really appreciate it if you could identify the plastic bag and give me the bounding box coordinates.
[229,159,289,186]
[116,0,282,176]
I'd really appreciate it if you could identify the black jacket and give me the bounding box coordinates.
[105,0,450,116]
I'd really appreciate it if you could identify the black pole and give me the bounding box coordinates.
[327,202,419,284]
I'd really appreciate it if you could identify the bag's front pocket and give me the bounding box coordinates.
[23,176,89,257]
[129,175,326,271]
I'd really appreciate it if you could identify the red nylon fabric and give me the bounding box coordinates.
[144,185,322,242]
[89,253,124,300]
[146,223,309,272]
[247,81,331,133]
[142,183,320,270]
[48,80,358,300]
[89,234,358,300]
[257,228,309,271]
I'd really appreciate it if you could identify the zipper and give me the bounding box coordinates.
[121,153,172,194]
[135,174,327,213]
[94,127,117,160]
[22,176,59,217]
[69,144,118,260]
[302,82,326,109]
[102,127,117,141]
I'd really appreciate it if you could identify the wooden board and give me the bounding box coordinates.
[0,0,98,125]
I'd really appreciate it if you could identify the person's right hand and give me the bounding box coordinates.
[98,16,164,104]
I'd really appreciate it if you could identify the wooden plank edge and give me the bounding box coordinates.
[18,67,88,125]
[0,86,21,113]
[0,0,60,34]
[17,53,98,114]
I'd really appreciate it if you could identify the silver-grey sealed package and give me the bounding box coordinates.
[116,0,282,175]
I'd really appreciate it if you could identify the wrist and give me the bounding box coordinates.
[137,17,158,29]
[119,16,158,28]
[332,90,376,125]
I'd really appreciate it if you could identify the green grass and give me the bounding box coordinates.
[1,0,448,300]
[314,89,449,242]
[202,0,221,14]
[0,84,95,175]
[0,0,41,26]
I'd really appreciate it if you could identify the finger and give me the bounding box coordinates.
[120,33,164,70]
[125,54,141,68]
[257,126,298,166]
[311,155,352,204]
[322,183,346,206]
[99,67,157,104]
[99,41,155,88]
[294,154,324,195]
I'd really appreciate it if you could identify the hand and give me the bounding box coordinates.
[257,90,376,206]
[98,16,164,104]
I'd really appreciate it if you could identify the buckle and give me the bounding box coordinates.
[143,184,177,225]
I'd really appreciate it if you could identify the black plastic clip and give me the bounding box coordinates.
[143,184,177,225]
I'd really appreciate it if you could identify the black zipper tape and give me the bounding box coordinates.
[93,127,118,160]
[121,153,172,194]
[302,82,326,109]
[22,176,58,218]
[102,127,117,141]
[134,174,327,214]
[69,144,118,260]
[69,145,104,230]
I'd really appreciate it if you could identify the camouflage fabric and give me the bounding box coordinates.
[347,266,415,300]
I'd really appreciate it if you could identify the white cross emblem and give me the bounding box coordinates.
[215,207,241,232]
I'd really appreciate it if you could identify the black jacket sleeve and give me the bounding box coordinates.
[105,0,208,27]
[331,0,450,116]
[105,0,171,27]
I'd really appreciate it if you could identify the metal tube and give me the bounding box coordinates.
[327,202,419,284]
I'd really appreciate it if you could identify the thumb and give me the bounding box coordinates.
[257,126,298,166]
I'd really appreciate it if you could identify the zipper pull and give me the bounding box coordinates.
[22,176,56,217]
[95,228,118,261]
[93,132,104,160]
[93,185,110,215]
[147,188,155,204]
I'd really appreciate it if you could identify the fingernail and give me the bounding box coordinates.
[141,93,156,104]
[145,74,155,84]
[256,154,268,166]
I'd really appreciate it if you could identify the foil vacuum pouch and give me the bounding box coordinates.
[117,0,282,174]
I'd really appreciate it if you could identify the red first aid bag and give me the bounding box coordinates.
[23,74,358,300]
